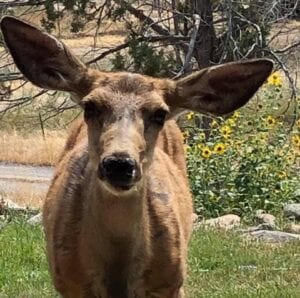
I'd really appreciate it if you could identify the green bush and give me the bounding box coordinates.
[185,72,300,218]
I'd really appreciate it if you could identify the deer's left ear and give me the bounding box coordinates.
[166,59,273,116]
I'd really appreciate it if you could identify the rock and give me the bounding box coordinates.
[254,210,276,228]
[27,213,42,225]
[244,230,300,243]
[283,204,300,220]
[4,198,23,209]
[0,215,7,229]
[239,223,276,233]
[286,223,300,234]
[0,196,39,216]
[195,214,241,230]
[191,213,198,223]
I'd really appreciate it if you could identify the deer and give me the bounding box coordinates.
[1,16,273,298]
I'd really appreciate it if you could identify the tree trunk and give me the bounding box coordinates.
[187,0,217,68]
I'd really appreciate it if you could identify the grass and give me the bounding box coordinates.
[0,217,299,297]
[0,130,66,166]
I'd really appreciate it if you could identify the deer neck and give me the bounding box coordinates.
[87,172,149,242]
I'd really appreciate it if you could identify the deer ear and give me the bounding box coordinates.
[0,16,93,98]
[167,59,273,116]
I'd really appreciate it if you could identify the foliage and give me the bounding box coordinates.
[184,73,300,218]
[111,36,178,77]
[42,0,91,33]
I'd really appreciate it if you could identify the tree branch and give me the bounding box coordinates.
[114,0,170,36]
[87,35,189,65]
[175,14,201,78]
[275,40,300,54]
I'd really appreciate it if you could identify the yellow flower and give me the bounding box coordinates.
[296,119,300,129]
[232,111,240,120]
[198,132,206,141]
[184,144,190,154]
[202,146,212,158]
[186,112,194,120]
[214,143,226,155]
[183,130,189,139]
[235,140,243,148]
[292,135,300,146]
[197,143,205,150]
[226,118,236,127]
[220,125,232,138]
[267,71,282,86]
[278,171,287,179]
[286,150,296,163]
[265,115,276,127]
[211,119,218,128]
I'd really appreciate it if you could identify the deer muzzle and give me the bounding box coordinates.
[98,152,141,190]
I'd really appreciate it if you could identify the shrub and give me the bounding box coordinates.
[184,72,300,218]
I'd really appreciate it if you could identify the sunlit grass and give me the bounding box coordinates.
[0,130,66,166]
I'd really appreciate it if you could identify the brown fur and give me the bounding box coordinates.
[0,16,273,298]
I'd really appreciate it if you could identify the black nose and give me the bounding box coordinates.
[99,154,138,189]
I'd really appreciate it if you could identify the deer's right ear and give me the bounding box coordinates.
[0,16,93,99]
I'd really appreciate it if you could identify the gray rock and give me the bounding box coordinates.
[283,204,300,220]
[0,215,7,229]
[239,223,276,233]
[244,230,300,243]
[0,197,39,216]
[191,213,198,223]
[27,213,42,225]
[285,223,300,234]
[0,197,26,214]
[195,214,240,230]
[255,211,276,226]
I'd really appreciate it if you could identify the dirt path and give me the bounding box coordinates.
[0,162,53,194]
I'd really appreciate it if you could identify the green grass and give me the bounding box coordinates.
[187,229,300,297]
[0,218,300,297]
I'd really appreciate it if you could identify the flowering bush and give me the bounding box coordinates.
[184,73,300,218]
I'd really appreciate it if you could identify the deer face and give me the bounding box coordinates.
[82,74,169,191]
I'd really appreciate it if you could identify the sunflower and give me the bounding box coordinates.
[186,112,194,120]
[202,146,212,158]
[226,118,236,127]
[267,71,282,86]
[210,119,218,128]
[214,143,226,155]
[197,143,205,150]
[220,125,232,138]
[232,111,240,120]
[182,130,189,139]
[265,115,276,127]
[278,171,287,179]
[292,135,300,146]
[183,144,190,154]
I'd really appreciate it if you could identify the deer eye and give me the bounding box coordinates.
[149,109,168,126]
[83,101,100,120]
